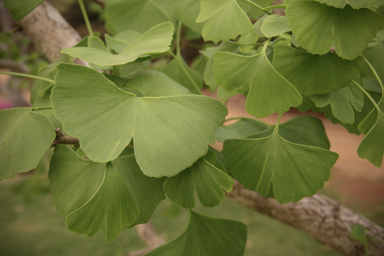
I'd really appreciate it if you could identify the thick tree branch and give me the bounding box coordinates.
[51,128,79,147]
[226,182,384,256]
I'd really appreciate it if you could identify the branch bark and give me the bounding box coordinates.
[51,128,80,147]
[127,222,165,256]
[16,3,384,256]
[226,182,384,256]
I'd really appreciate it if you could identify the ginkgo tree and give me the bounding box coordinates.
[1,0,384,255]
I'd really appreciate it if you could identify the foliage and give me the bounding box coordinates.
[1,0,384,255]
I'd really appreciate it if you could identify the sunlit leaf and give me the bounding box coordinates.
[163,154,234,208]
[0,108,55,180]
[104,0,175,34]
[145,211,246,256]
[197,0,253,43]
[223,119,338,203]
[52,64,227,177]
[213,51,302,117]
[285,0,384,60]
[261,15,291,38]
[105,30,142,53]
[50,145,165,243]
[311,83,364,124]
[273,45,365,95]
[61,22,174,66]
[3,0,45,21]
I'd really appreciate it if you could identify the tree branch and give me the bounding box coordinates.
[226,181,384,256]
[126,222,165,256]
[51,128,79,147]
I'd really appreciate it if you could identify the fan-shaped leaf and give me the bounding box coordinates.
[215,118,271,142]
[261,15,292,38]
[50,145,165,243]
[61,22,174,67]
[285,0,384,60]
[163,155,234,208]
[361,42,384,80]
[213,51,302,117]
[238,0,273,19]
[174,0,205,34]
[197,0,253,43]
[223,121,338,203]
[0,108,55,180]
[273,45,364,95]
[3,0,45,21]
[145,211,246,256]
[104,0,175,34]
[52,64,227,177]
[311,83,364,124]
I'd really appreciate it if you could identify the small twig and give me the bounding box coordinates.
[127,222,165,256]
[51,128,80,147]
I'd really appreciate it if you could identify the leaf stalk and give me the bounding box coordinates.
[0,71,54,83]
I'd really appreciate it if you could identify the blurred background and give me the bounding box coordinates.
[0,0,383,255]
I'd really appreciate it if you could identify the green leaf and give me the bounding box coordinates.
[285,0,384,60]
[313,0,381,9]
[197,0,253,43]
[203,42,241,92]
[214,118,271,143]
[52,64,227,177]
[105,71,190,97]
[357,100,384,167]
[238,0,273,19]
[213,51,302,118]
[0,108,55,180]
[61,22,174,66]
[174,0,205,34]
[261,15,291,38]
[50,145,165,243]
[145,211,247,256]
[361,42,384,80]
[223,124,338,203]
[311,83,364,124]
[163,156,234,208]
[273,45,365,95]
[3,0,45,21]
[159,53,203,94]
[351,224,368,244]
[105,30,142,53]
[104,0,175,34]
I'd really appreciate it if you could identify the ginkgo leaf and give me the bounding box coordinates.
[163,155,234,208]
[261,15,292,38]
[159,53,203,94]
[213,51,302,118]
[285,0,384,60]
[361,42,384,81]
[223,124,338,203]
[61,22,174,67]
[203,42,241,91]
[0,108,55,180]
[311,83,364,124]
[196,0,253,43]
[357,98,384,167]
[312,0,381,9]
[214,118,271,143]
[106,71,190,97]
[145,211,247,256]
[49,145,165,243]
[52,64,227,177]
[105,30,142,53]
[104,0,175,34]
[238,0,273,19]
[3,0,45,21]
[273,45,365,95]
[174,0,205,34]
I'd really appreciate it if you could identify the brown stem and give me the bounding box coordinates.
[51,128,80,147]
[226,181,384,256]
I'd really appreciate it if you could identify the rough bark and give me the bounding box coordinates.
[19,2,82,62]
[227,182,384,256]
[13,3,384,256]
